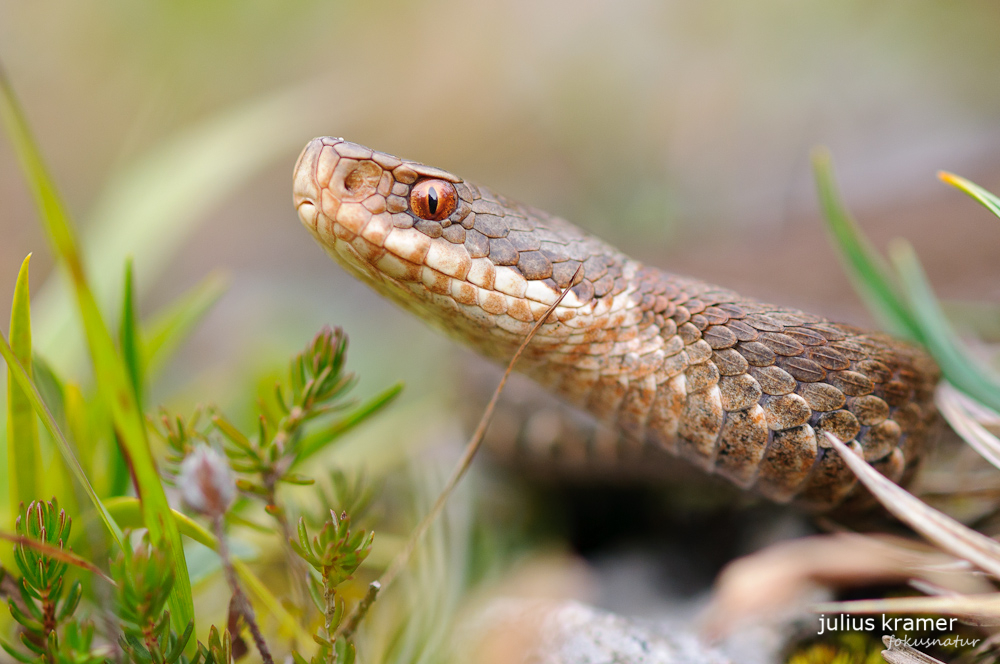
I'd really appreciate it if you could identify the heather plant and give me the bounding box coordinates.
[1,500,102,663]
[0,62,509,663]
[0,67,409,662]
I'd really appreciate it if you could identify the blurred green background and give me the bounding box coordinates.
[2,0,999,431]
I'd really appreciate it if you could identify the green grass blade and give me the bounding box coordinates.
[31,84,330,376]
[7,255,42,516]
[888,240,1000,411]
[120,259,143,409]
[295,382,403,466]
[812,149,921,341]
[112,264,142,500]
[104,497,313,645]
[61,382,112,499]
[31,356,65,427]
[143,271,228,380]
[939,171,1000,219]
[942,299,1000,343]
[0,66,194,635]
[0,331,123,549]
[29,357,78,513]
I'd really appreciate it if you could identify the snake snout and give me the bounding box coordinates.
[293,138,325,229]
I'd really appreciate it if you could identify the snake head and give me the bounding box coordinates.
[293,137,469,256]
[293,137,627,364]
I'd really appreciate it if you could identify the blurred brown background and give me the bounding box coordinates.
[1,0,999,415]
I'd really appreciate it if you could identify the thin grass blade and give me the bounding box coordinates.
[340,267,586,640]
[143,271,227,380]
[29,357,81,513]
[825,432,1000,579]
[817,596,1000,627]
[0,332,123,549]
[31,83,335,375]
[120,259,143,408]
[889,239,1000,411]
[937,382,1000,471]
[30,355,65,427]
[939,171,1000,219]
[812,149,920,341]
[882,636,950,664]
[6,255,42,515]
[0,66,194,634]
[112,262,144,499]
[946,382,1000,428]
[942,299,1000,343]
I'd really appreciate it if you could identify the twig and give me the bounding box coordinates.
[0,532,115,585]
[335,266,584,639]
[338,581,380,640]
[214,516,274,664]
[264,478,312,615]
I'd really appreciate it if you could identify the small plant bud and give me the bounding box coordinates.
[179,445,236,516]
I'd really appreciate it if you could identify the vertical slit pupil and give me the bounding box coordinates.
[427,187,439,215]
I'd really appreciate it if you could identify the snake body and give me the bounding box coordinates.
[292,137,939,511]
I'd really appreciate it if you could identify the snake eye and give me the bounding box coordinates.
[410,179,457,221]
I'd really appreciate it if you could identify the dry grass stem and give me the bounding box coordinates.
[335,266,584,640]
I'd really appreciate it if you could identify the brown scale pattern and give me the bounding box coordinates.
[294,138,941,511]
[442,183,936,508]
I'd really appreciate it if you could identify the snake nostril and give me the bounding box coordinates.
[343,161,382,197]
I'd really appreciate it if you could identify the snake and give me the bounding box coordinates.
[292,137,940,511]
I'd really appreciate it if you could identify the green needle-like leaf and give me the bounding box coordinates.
[0,65,194,636]
[889,240,1000,411]
[1,639,37,663]
[7,254,42,515]
[294,382,403,466]
[939,171,1000,220]
[104,497,312,645]
[812,149,920,341]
